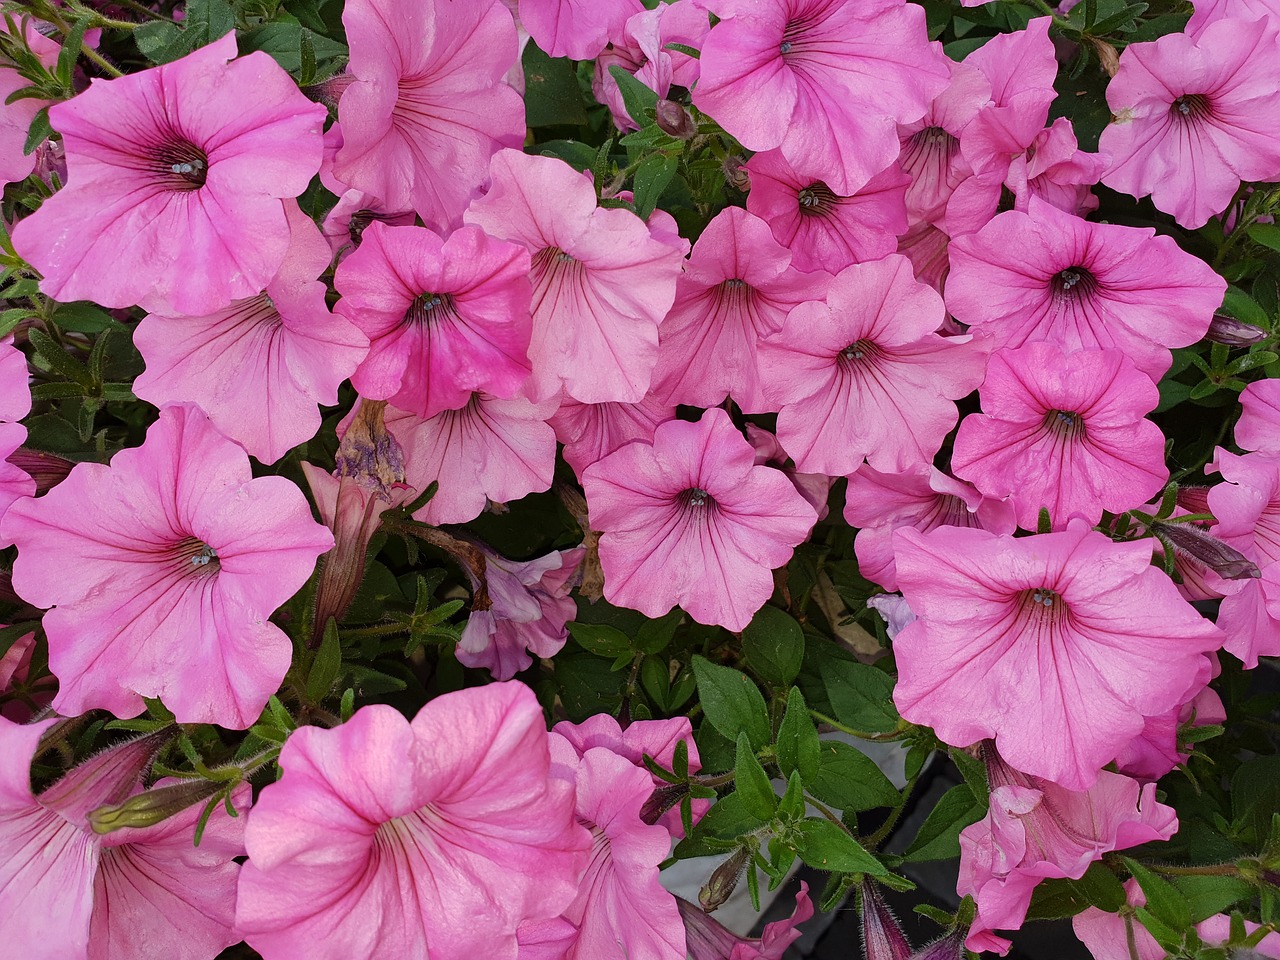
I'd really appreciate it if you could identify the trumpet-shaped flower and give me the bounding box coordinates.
[0,405,333,727]
[680,882,812,960]
[1237,378,1280,452]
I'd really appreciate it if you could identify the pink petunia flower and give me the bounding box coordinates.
[0,17,59,188]
[1237,378,1280,452]
[331,0,525,232]
[951,343,1168,530]
[133,202,369,465]
[1186,0,1280,37]
[550,393,677,479]
[945,198,1226,379]
[11,33,326,315]
[1113,669,1225,781]
[693,0,949,196]
[593,2,709,131]
[745,423,832,526]
[757,254,989,476]
[320,188,416,263]
[466,149,687,404]
[0,336,34,535]
[0,404,334,727]
[843,463,1016,591]
[0,720,248,960]
[896,221,953,292]
[0,626,53,721]
[649,206,829,412]
[237,682,591,960]
[520,0,645,61]
[958,746,1178,956]
[333,220,533,420]
[582,408,817,632]
[680,882,813,960]
[892,521,1226,790]
[1100,17,1280,228]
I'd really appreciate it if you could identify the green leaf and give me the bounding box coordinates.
[56,19,91,89]
[239,23,348,76]
[53,301,125,333]
[1171,875,1253,923]
[949,748,989,805]
[1220,285,1270,329]
[1225,351,1279,376]
[632,154,678,221]
[775,688,821,786]
[1124,858,1192,931]
[133,0,235,64]
[1250,222,1280,254]
[567,621,632,658]
[692,656,771,750]
[522,42,587,127]
[608,64,659,128]
[28,328,92,387]
[742,605,805,687]
[23,106,51,156]
[634,608,682,654]
[1026,863,1129,920]
[306,618,342,702]
[821,659,899,734]
[903,784,985,862]
[808,740,900,812]
[734,732,777,820]
[792,818,886,876]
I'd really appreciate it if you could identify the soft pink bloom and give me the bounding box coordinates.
[520,0,645,61]
[680,882,813,960]
[0,17,59,187]
[896,221,952,291]
[892,521,1226,789]
[466,150,687,404]
[237,682,591,960]
[951,343,1167,530]
[1187,0,1280,37]
[593,3,709,130]
[11,34,326,315]
[458,546,585,679]
[0,405,333,727]
[133,203,369,464]
[843,464,1016,590]
[745,423,832,524]
[757,254,989,476]
[745,148,908,275]
[958,748,1178,955]
[1197,914,1280,956]
[320,189,416,262]
[651,206,828,411]
[0,336,34,534]
[582,408,817,632]
[946,198,1226,379]
[550,393,677,479]
[1113,667,1224,780]
[332,0,525,232]
[381,393,558,525]
[334,221,533,419]
[693,0,949,195]
[1237,378,1280,452]
[0,720,247,960]
[1100,17,1280,228]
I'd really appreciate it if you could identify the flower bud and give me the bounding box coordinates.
[862,881,913,960]
[640,782,688,826]
[699,846,751,912]
[1205,312,1269,346]
[37,728,174,824]
[88,777,225,835]
[302,71,355,113]
[655,99,697,139]
[6,448,74,494]
[910,932,967,960]
[723,154,750,192]
[1150,519,1261,580]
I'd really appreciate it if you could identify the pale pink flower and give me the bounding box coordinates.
[867,594,916,641]
[1113,668,1224,781]
[582,408,817,632]
[958,747,1178,955]
[133,203,369,465]
[757,254,989,476]
[946,198,1225,379]
[0,720,247,960]
[520,0,645,61]
[951,343,1168,530]
[333,220,533,419]
[1100,17,1280,228]
[237,682,591,960]
[1186,0,1280,37]
[550,393,677,479]
[332,0,525,232]
[650,206,829,412]
[745,149,909,274]
[593,3,709,130]
[381,393,558,525]
[680,882,813,960]
[0,405,333,727]
[693,0,949,195]
[843,463,1016,590]
[892,521,1226,789]
[11,34,326,315]
[0,17,59,187]
[466,149,687,404]
[1237,378,1280,452]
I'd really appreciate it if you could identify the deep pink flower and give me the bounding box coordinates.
[467,150,686,404]
[693,0,949,195]
[520,0,645,61]
[946,198,1225,379]
[550,393,677,479]
[593,3,709,130]
[582,408,817,631]
[745,150,909,274]
[0,405,333,727]
[958,747,1178,955]
[0,720,247,960]
[334,220,533,419]
[332,0,525,232]
[757,254,989,476]
[951,343,1168,530]
[0,17,59,188]
[133,203,369,464]
[843,464,1016,590]
[381,393,558,525]
[680,882,813,960]
[12,34,325,315]
[1237,378,1280,452]
[237,682,591,960]
[1100,17,1280,228]
[892,521,1226,789]
[650,206,828,411]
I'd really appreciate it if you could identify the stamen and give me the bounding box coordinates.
[1170,94,1211,122]
[154,139,208,191]
[1050,266,1098,301]
[779,40,792,54]
[797,182,839,216]
[405,293,450,326]
[678,487,715,510]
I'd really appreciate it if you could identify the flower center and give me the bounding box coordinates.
[405,293,452,326]
[1051,267,1097,301]
[154,140,208,191]
[837,339,877,368]
[1043,408,1087,441]
[1017,586,1068,626]
[174,535,219,576]
[1171,94,1212,122]
[679,487,714,509]
[797,181,839,216]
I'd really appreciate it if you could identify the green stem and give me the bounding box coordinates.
[80,43,124,78]
[342,621,410,638]
[1145,862,1241,877]
[866,768,923,851]
[809,710,900,742]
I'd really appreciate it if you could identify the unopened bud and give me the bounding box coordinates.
[1151,519,1261,580]
[1177,485,1212,514]
[723,155,750,193]
[7,448,75,494]
[1205,313,1269,346]
[655,99,697,139]
[302,72,355,112]
[910,932,967,960]
[37,728,175,823]
[699,846,751,912]
[640,782,688,825]
[862,881,913,960]
[88,777,226,834]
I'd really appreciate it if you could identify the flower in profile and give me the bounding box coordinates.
[333,221,533,420]
[520,0,645,61]
[12,34,326,315]
[1237,378,1280,453]
[237,682,590,960]
[757,254,989,476]
[946,198,1225,378]
[745,423,832,526]
[465,149,687,404]
[1100,17,1280,228]
[0,16,60,188]
[331,0,525,232]
[0,404,334,727]
[133,203,369,465]
[593,3,708,131]
[693,0,949,195]
[1113,667,1224,781]
[892,521,1226,789]
[550,393,677,479]
[582,408,817,631]
[958,746,1178,955]
[0,336,33,534]
[680,882,813,960]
